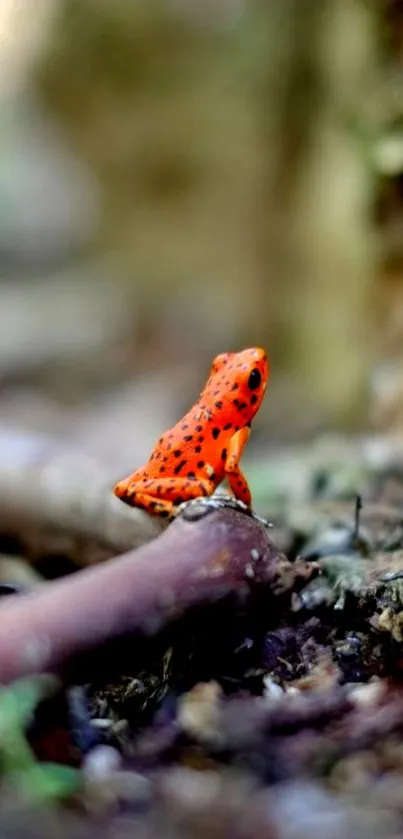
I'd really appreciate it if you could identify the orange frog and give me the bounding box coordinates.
[114,347,269,518]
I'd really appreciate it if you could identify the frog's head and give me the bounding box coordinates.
[208,347,269,424]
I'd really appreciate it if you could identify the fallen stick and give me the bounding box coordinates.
[0,505,311,684]
[0,427,163,563]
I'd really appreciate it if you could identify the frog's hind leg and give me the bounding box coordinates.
[114,475,215,518]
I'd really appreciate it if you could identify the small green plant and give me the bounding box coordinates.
[0,676,79,805]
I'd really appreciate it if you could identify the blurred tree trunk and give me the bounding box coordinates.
[34,0,378,430]
[270,0,377,426]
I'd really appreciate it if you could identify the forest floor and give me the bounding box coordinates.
[0,431,402,838]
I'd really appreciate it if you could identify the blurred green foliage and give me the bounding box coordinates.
[0,677,79,804]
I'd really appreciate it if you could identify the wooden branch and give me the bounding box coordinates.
[0,506,310,684]
[0,427,164,562]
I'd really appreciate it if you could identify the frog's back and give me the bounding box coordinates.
[141,346,268,483]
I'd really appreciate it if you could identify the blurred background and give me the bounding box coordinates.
[1,0,402,479]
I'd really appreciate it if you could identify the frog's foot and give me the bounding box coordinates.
[175,492,272,529]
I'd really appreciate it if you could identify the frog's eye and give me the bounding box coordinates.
[248,368,261,390]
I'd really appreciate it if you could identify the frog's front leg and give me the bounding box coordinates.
[114,476,216,518]
[224,427,252,507]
